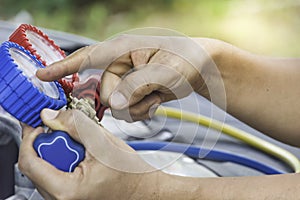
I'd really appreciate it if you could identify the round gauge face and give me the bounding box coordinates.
[9,48,60,99]
[26,30,64,64]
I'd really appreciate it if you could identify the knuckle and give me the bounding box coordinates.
[123,73,139,86]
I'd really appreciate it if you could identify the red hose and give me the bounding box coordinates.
[72,75,107,120]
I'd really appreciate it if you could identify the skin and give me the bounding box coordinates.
[19,35,300,199]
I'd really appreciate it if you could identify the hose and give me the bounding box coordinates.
[127,141,284,174]
[155,106,300,173]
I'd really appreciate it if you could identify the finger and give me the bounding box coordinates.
[19,127,71,196]
[41,108,133,152]
[37,35,162,83]
[108,63,176,110]
[100,71,121,107]
[130,48,159,67]
[100,53,133,106]
[100,48,159,106]
[89,35,162,68]
[129,93,161,121]
[40,109,83,142]
[36,45,95,81]
[111,93,161,122]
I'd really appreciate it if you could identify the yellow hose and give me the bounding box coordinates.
[155,106,300,173]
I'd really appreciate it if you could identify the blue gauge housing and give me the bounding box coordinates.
[0,41,67,127]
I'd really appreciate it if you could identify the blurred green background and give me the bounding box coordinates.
[1,0,300,56]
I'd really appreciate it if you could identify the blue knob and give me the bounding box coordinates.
[33,131,85,172]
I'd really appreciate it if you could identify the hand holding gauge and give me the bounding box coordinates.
[0,24,99,172]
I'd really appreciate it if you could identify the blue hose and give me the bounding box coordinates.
[127,141,285,175]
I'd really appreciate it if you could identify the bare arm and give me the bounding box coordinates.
[196,38,300,146]
[38,36,300,145]
[156,172,300,199]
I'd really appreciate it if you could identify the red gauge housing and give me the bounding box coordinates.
[9,24,78,95]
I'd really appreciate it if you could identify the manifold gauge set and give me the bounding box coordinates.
[0,24,104,172]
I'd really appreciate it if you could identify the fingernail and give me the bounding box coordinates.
[109,91,128,109]
[42,109,59,121]
[149,104,160,117]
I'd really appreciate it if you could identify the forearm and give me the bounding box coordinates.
[153,172,300,200]
[195,38,300,146]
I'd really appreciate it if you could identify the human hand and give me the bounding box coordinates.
[37,35,221,122]
[19,108,161,200]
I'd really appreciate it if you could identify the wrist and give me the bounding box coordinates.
[193,38,224,61]
[152,171,207,199]
[132,170,165,199]
[131,170,178,199]
[191,38,226,97]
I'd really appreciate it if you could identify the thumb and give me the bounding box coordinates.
[108,66,162,110]
[40,109,154,173]
[40,108,83,142]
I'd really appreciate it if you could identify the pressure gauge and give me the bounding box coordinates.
[9,47,60,99]
[0,41,67,127]
[9,24,78,94]
[9,24,65,65]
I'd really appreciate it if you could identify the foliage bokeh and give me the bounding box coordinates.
[1,0,300,56]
